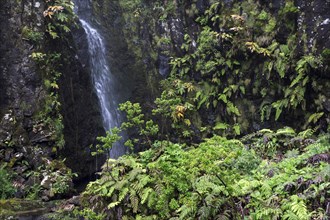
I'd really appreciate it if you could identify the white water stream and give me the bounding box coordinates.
[75,1,127,158]
[79,20,121,131]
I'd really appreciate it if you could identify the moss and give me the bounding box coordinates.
[0,199,58,219]
[280,1,299,15]
[21,26,43,44]
[0,167,16,199]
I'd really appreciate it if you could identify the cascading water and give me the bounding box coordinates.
[74,0,127,158]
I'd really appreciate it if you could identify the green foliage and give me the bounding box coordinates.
[91,101,159,164]
[119,101,159,149]
[76,1,330,219]
[25,183,42,200]
[280,1,299,15]
[27,0,77,152]
[0,166,16,199]
[79,129,329,219]
[282,195,310,220]
[43,0,76,39]
[31,52,65,149]
[93,128,122,156]
[81,136,259,219]
[23,3,76,156]
[23,159,76,199]
[73,208,106,220]
[148,0,329,138]
[41,159,76,197]
[50,172,75,196]
[22,26,43,43]
[321,48,330,59]
[240,127,309,158]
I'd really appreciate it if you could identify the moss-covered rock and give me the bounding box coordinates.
[0,199,54,219]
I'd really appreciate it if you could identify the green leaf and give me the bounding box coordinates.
[239,86,246,94]
[119,187,129,201]
[214,122,229,130]
[218,94,228,103]
[307,112,324,124]
[108,201,120,209]
[233,124,241,135]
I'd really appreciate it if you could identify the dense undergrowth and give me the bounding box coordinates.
[78,129,329,219]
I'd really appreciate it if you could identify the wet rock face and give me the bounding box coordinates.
[86,0,134,100]
[0,1,45,152]
[0,0,105,192]
[256,0,330,58]
[158,54,170,77]
[93,0,329,134]
[0,1,43,118]
[58,26,106,179]
[0,0,70,199]
[296,0,330,53]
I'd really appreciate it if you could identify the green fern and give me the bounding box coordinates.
[178,205,196,220]
[80,125,329,219]
[140,187,153,204]
[282,196,310,220]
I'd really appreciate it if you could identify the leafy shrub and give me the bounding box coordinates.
[149,0,328,139]
[0,166,16,199]
[79,130,329,219]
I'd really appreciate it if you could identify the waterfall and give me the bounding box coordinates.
[74,1,127,158]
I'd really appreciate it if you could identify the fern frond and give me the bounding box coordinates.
[276,127,296,136]
[198,205,211,220]
[140,187,153,204]
[178,205,196,220]
[119,187,129,201]
[114,179,128,190]
[108,201,120,209]
[128,167,144,181]
[130,192,139,213]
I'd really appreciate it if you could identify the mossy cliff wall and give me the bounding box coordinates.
[0,0,104,199]
[88,0,329,135]
[0,1,51,175]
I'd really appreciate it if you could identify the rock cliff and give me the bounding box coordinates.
[0,0,104,199]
